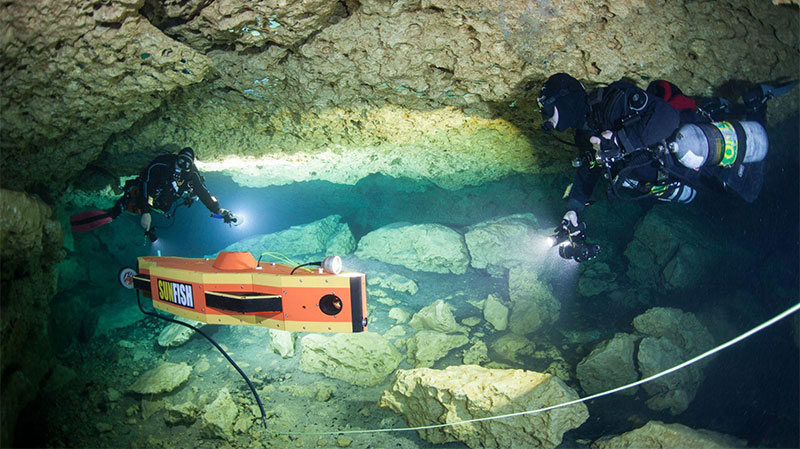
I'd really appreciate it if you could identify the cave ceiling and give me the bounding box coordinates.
[1,0,798,196]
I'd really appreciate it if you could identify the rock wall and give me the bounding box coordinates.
[1,0,211,194]
[2,0,798,193]
[0,189,64,447]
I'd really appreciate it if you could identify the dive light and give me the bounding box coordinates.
[548,219,601,263]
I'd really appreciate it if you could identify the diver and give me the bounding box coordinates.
[538,73,796,262]
[70,147,239,241]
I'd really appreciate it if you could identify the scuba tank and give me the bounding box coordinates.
[668,121,768,170]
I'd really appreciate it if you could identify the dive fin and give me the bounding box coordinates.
[763,80,798,99]
[70,210,113,232]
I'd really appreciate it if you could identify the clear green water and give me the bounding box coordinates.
[19,115,800,448]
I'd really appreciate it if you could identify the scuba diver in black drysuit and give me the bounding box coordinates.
[70,147,239,241]
[538,73,797,262]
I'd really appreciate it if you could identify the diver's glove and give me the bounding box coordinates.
[590,130,621,165]
[549,211,600,263]
[140,212,152,231]
[219,208,239,225]
[552,211,584,244]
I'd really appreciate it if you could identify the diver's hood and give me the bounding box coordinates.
[540,73,588,132]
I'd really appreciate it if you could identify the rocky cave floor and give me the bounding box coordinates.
[16,256,656,449]
[12,172,799,449]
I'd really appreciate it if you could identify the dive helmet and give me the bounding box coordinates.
[176,147,195,172]
[538,73,587,132]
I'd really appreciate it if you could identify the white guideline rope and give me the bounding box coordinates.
[270,302,800,437]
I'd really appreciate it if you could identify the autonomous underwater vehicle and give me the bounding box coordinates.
[118,251,368,428]
[120,251,367,333]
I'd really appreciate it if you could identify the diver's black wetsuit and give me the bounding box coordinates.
[564,80,688,213]
[563,77,772,211]
[112,155,221,218]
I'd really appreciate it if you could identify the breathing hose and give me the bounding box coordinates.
[135,290,268,429]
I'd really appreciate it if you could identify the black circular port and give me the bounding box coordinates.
[319,294,343,316]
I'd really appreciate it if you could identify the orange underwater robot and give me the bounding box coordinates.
[121,251,368,333]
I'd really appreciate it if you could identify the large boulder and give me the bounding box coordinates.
[219,214,355,259]
[507,267,560,335]
[490,333,535,365]
[300,332,402,386]
[482,294,509,331]
[405,331,469,368]
[408,299,468,334]
[379,365,589,449]
[592,420,746,449]
[623,206,743,291]
[633,307,715,358]
[634,307,714,415]
[367,272,419,295]
[129,362,192,395]
[267,329,296,358]
[576,333,640,396]
[355,223,470,274]
[464,214,541,276]
[201,388,239,441]
[575,307,714,415]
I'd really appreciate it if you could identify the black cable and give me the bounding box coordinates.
[290,262,319,275]
[135,290,268,429]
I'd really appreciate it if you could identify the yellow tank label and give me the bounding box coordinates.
[714,121,738,167]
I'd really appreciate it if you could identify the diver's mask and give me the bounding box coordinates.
[173,154,192,183]
[538,95,558,132]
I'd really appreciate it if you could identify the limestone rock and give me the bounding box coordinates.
[129,362,192,395]
[507,267,560,335]
[592,420,746,449]
[490,333,534,365]
[300,333,402,386]
[383,325,407,339]
[464,214,540,275]
[1,3,211,191]
[201,388,238,440]
[408,299,467,334]
[164,400,199,426]
[575,307,714,415]
[634,307,714,415]
[406,331,469,368]
[154,0,339,51]
[367,272,419,295]
[355,223,469,274]
[577,262,618,297]
[576,333,640,396]
[388,307,412,324]
[482,294,509,331]
[157,318,206,348]
[267,329,296,358]
[461,316,482,327]
[462,341,490,366]
[379,365,589,449]
[623,207,737,291]
[41,364,77,395]
[638,336,704,415]
[0,189,62,277]
[220,215,355,260]
[633,307,715,358]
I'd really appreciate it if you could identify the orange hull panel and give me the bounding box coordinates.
[134,252,368,333]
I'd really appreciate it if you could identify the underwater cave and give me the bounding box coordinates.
[1,1,799,448]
